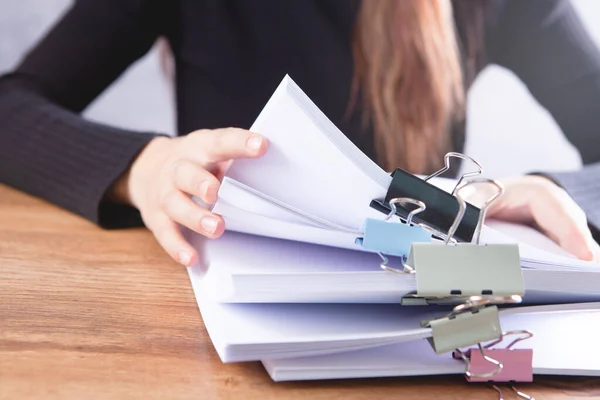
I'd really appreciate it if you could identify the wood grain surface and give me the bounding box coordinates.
[1,183,599,400]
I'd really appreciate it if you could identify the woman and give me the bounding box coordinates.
[1,0,599,267]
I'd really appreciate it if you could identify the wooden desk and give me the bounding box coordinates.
[1,184,598,399]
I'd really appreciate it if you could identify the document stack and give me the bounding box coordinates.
[186,76,600,398]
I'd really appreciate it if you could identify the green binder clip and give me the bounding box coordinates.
[421,297,504,355]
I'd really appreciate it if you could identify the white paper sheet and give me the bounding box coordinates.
[225,75,391,230]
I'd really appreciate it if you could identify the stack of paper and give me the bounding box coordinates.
[263,304,600,381]
[187,75,600,383]
[194,230,600,304]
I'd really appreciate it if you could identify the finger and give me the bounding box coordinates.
[543,215,599,262]
[150,214,198,267]
[591,240,600,262]
[189,128,268,164]
[558,223,600,262]
[160,189,225,239]
[485,178,600,262]
[529,189,598,261]
[212,160,234,181]
[172,160,220,204]
[485,191,533,224]
[486,177,557,223]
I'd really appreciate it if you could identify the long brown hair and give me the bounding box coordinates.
[353,0,484,174]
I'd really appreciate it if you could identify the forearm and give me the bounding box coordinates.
[0,74,163,228]
[487,0,600,165]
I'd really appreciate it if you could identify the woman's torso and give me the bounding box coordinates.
[164,0,488,161]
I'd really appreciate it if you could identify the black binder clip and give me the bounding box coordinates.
[370,152,483,243]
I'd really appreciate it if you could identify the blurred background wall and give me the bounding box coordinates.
[1,0,598,178]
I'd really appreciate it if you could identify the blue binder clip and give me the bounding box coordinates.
[356,198,432,274]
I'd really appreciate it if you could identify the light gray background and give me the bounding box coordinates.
[1,0,598,178]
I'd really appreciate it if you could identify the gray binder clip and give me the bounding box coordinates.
[404,178,525,304]
[421,297,503,355]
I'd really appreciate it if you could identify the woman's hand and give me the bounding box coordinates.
[467,175,600,261]
[111,128,268,267]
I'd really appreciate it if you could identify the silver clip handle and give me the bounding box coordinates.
[378,252,415,275]
[455,178,505,245]
[455,343,504,379]
[378,197,425,275]
[492,384,536,400]
[484,330,534,350]
[444,180,468,245]
[423,152,484,195]
[386,197,426,226]
[448,295,522,319]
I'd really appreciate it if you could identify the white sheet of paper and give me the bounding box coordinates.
[225,75,391,231]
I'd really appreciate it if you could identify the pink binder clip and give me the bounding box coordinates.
[453,330,535,400]
[467,347,533,383]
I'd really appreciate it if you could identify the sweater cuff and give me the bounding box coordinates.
[538,163,600,233]
[0,75,165,229]
[92,132,158,230]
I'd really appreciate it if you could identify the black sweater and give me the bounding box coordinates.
[1,0,600,231]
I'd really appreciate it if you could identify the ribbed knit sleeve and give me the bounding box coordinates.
[486,0,600,231]
[543,165,600,235]
[0,0,170,228]
[0,75,161,228]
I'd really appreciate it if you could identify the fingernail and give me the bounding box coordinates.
[178,250,191,267]
[201,216,218,235]
[246,135,263,151]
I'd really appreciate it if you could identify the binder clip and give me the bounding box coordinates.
[370,152,483,242]
[355,198,431,274]
[453,330,535,400]
[420,296,505,355]
[401,178,525,306]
